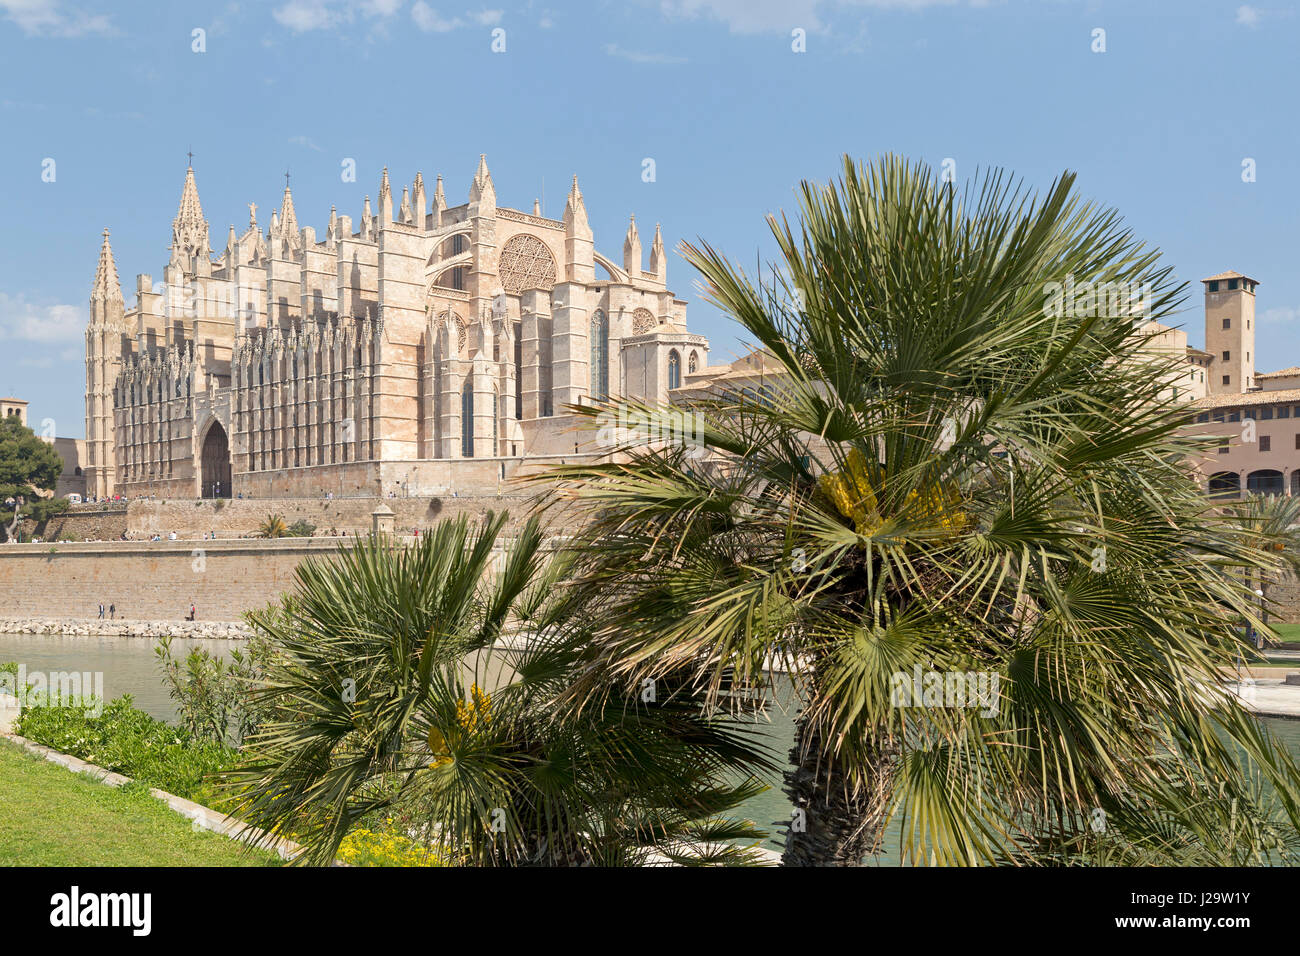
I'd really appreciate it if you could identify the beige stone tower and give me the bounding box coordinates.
[1204,270,1258,395]
[85,229,128,498]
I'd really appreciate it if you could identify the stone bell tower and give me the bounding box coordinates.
[85,228,129,499]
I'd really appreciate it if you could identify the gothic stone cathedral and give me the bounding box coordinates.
[84,157,709,500]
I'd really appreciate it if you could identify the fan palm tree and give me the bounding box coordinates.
[258,514,288,538]
[226,512,774,866]
[542,154,1300,866]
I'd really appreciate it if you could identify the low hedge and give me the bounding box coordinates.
[13,690,441,865]
[14,695,237,804]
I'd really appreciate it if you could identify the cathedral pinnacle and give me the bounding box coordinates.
[379,167,393,224]
[469,153,495,205]
[563,175,590,235]
[623,215,642,275]
[649,222,666,281]
[91,228,123,305]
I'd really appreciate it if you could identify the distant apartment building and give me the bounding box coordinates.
[666,270,1298,503]
[1178,271,1299,498]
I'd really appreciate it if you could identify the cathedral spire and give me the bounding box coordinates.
[174,164,205,232]
[170,164,210,273]
[623,214,641,275]
[275,178,298,238]
[649,222,666,283]
[91,228,124,308]
[88,226,128,346]
[399,185,412,224]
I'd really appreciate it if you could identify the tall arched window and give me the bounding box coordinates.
[688,350,698,374]
[461,381,474,457]
[667,350,681,390]
[590,310,609,400]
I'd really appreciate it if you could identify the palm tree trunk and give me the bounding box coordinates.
[780,710,894,866]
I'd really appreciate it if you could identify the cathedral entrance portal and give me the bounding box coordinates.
[200,422,232,499]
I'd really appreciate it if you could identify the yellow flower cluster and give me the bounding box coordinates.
[337,827,444,867]
[457,684,492,730]
[818,448,967,538]
[427,683,493,766]
[818,448,881,534]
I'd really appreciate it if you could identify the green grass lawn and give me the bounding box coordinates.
[1269,621,1300,647]
[0,739,281,867]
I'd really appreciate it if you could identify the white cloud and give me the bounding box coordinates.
[1263,306,1299,323]
[658,0,961,35]
[410,3,502,32]
[1236,4,1261,28]
[411,1,459,31]
[271,0,497,33]
[604,42,687,64]
[272,0,412,32]
[0,294,83,344]
[272,0,340,31]
[0,0,114,37]
[289,134,324,152]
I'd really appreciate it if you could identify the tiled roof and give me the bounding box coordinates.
[1257,367,1300,379]
[1194,388,1300,410]
[1201,269,1259,284]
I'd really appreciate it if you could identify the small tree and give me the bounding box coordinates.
[0,416,65,541]
[258,514,288,538]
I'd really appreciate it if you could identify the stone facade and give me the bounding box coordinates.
[85,158,709,500]
[0,539,348,621]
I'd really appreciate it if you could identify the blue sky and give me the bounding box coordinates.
[0,0,1295,438]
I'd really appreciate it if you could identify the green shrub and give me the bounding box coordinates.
[14,695,237,802]
[155,634,274,748]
